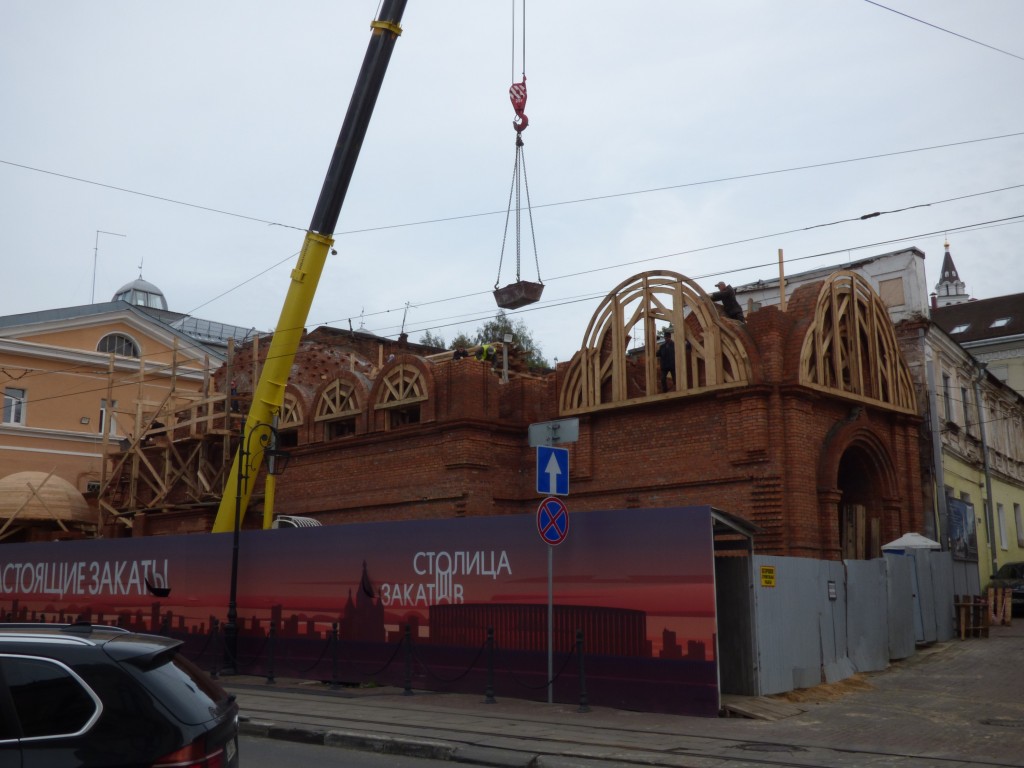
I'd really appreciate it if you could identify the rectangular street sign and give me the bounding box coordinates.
[528,417,579,447]
[536,445,569,496]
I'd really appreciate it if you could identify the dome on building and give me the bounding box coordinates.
[0,472,93,525]
[112,277,168,310]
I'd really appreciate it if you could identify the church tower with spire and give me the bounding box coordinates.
[933,240,970,307]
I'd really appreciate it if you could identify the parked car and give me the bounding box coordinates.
[0,622,239,767]
[990,561,1024,617]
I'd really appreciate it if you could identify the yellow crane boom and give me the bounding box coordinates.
[213,1,407,533]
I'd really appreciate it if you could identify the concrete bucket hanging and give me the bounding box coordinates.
[493,32,543,310]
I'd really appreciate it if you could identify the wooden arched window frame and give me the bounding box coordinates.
[315,379,362,440]
[799,271,916,413]
[374,364,428,430]
[559,270,750,414]
[274,391,304,447]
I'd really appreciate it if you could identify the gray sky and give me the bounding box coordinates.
[3,1,1022,365]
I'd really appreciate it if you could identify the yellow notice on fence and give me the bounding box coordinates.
[760,565,776,588]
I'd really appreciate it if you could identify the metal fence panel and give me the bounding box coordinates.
[884,554,916,659]
[927,551,956,641]
[751,556,849,695]
[845,559,889,672]
[914,553,939,643]
[739,550,958,696]
[951,558,981,598]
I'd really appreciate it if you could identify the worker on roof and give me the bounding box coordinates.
[476,343,498,367]
[711,282,745,322]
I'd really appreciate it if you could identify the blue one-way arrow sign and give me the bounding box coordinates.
[536,445,569,496]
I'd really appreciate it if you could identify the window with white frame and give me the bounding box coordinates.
[97,333,140,358]
[997,503,1008,550]
[99,399,118,436]
[1015,504,1023,548]
[2,388,26,425]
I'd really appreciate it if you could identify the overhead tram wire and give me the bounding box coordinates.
[331,208,1024,335]
[3,130,1022,240]
[16,210,1024,409]
[331,131,1024,236]
[3,155,1022,373]
[862,0,1024,63]
[9,189,1024,393]
[361,213,1024,340]
[321,182,1024,327]
[3,131,1022,325]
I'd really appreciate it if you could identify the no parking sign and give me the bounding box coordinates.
[536,496,569,546]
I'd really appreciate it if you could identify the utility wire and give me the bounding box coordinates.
[6,205,1023,396]
[333,131,1024,236]
[0,159,306,232]
[350,213,1024,338]
[321,183,1024,326]
[3,131,1022,242]
[862,0,1024,63]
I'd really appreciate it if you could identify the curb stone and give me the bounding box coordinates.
[324,729,455,760]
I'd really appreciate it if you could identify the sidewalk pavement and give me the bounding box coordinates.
[229,621,1024,768]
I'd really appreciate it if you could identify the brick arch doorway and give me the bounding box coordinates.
[836,443,890,560]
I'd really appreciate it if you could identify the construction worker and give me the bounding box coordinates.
[475,343,497,366]
[711,282,745,322]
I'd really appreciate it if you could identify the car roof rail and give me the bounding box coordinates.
[60,621,132,634]
[0,621,131,634]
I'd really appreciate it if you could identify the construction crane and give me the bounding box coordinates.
[212,0,408,534]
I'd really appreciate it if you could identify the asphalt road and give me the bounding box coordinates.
[240,735,451,768]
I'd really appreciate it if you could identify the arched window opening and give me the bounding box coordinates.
[315,380,362,441]
[275,392,303,448]
[97,333,140,359]
[375,364,428,431]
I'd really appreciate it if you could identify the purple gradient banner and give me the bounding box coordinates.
[0,505,720,715]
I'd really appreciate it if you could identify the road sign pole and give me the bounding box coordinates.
[547,544,553,704]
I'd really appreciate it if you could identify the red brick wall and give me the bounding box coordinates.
[194,300,924,560]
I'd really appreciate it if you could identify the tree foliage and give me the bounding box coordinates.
[474,311,549,369]
[418,330,447,349]
[418,313,549,369]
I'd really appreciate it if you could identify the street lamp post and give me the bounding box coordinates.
[223,421,290,674]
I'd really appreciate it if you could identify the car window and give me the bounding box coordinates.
[0,656,99,738]
[123,651,228,726]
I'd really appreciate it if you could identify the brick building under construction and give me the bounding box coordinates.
[108,267,924,561]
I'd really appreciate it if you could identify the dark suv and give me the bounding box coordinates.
[0,623,239,767]
[991,562,1024,617]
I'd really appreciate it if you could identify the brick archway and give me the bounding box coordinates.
[817,417,901,560]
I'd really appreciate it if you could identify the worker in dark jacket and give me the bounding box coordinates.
[657,330,676,392]
[711,281,745,322]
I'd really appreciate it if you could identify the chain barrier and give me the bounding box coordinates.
[408,632,489,685]
[164,615,588,710]
[336,632,407,679]
[296,629,336,675]
[493,633,577,692]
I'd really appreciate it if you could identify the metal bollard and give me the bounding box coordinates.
[484,626,496,704]
[403,625,414,696]
[211,618,221,679]
[265,622,277,685]
[576,629,590,713]
[330,623,340,690]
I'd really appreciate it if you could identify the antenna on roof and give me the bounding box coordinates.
[92,230,126,303]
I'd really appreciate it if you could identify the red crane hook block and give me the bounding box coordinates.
[509,78,528,132]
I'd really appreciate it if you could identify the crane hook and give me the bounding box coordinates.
[509,78,528,132]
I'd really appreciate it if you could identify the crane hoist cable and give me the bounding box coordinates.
[494,0,543,310]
